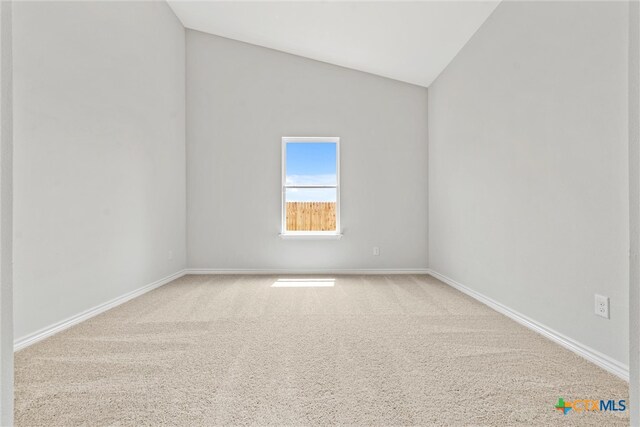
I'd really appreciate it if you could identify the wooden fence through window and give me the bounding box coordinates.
[286,202,336,231]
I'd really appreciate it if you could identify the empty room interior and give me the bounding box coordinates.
[2,0,640,425]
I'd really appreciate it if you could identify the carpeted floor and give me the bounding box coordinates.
[15,274,628,426]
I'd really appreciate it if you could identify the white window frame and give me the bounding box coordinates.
[281,136,341,239]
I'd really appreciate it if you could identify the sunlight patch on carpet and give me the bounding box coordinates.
[271,278,335,288]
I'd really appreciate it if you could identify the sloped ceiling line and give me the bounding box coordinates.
[167,1,501,87]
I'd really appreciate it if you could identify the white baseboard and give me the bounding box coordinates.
[14,269,186,352]
[185,268,431,275]
[428,269,629,381]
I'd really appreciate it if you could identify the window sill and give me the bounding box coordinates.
[279,233,343,240]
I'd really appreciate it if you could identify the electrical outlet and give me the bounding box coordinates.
[373,246,380,256]
[595,294,609,319]
[168,250,173,260]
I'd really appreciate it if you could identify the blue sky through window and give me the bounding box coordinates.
[286,142,337,202]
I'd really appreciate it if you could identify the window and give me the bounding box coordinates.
[281,137,340,237]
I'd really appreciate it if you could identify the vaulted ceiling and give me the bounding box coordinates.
[167,1,500,87]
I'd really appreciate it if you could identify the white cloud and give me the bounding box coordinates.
[285,174,336,186]
[286,187,336,202]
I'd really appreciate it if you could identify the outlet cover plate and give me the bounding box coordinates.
[595,294,609,319]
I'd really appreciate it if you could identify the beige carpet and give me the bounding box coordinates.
[16,274,628,426]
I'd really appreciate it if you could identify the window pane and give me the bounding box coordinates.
[286,142,337,186]
[285,188,337,231]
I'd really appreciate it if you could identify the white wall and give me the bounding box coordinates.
[429,1,629,365]
[629,0,639,420]
[187,31,428,271]
[13,1,186,340]
[0,1,12,424]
